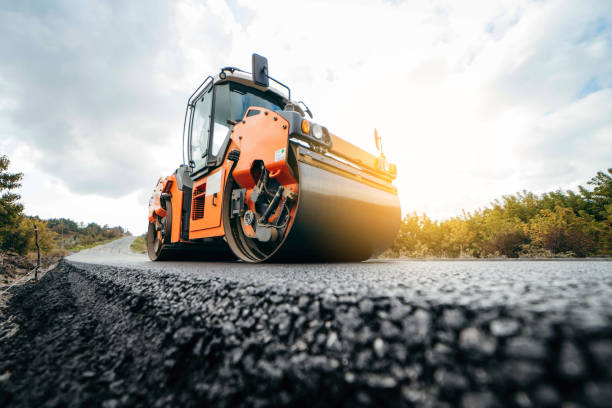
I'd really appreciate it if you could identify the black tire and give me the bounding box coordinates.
[147,198,172,261]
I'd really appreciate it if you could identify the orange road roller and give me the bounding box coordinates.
[147,54,400,262]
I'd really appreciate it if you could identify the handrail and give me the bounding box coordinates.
[220,67,291,101]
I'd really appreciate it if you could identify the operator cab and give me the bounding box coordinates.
[185,65,288,178]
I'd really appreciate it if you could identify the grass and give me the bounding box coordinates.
[130,234,146,254]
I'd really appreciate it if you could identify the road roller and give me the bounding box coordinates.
[147,54,400,262]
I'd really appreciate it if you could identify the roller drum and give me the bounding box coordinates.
[270,162,401,262]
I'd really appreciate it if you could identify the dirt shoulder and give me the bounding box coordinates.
[0,252,61,312]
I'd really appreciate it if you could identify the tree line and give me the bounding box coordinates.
[0,155,128,256]
[386,168,612,258]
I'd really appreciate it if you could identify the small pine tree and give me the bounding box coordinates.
[0,155,26,253]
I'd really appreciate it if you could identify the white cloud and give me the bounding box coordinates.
[1,0,611,234]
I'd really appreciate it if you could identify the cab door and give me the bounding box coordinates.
[190,167,225,234]
[187,84,232,238]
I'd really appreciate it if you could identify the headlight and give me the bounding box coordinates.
[312,123,323,140]
[279,111,332,147]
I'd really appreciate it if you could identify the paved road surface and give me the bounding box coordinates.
[0,236,610,407]
[68,236,612,315]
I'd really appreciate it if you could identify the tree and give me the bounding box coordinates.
[601,204,612,255]
[386,212,422,256]
[527,206,597,257]
[21,217,57,254]
[0,155,26,253]
[0,155,24,225]
[585,168,612,220]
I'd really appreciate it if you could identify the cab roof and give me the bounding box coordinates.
[213,68,289,103]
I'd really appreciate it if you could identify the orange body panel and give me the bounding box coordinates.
[189,224,225,239]
[188,166,228,239]
[148,176,175,222]
[168,182,183,243]
[231,108,297,189]
[147,175,185,243]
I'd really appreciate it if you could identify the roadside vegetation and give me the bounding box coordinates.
[386,167,612,258]
[130,234,146,254]
[0,155,129,259]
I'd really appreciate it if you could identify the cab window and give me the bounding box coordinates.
[209,83,282,160]
[189,89,212,170]
[210,84,231,159]
[229,83,283,121]
[192,82,284,170]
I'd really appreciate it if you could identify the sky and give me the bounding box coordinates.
[1,0,611,235]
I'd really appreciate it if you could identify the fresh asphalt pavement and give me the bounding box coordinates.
[68,236,612,315]
[0,236,610,407]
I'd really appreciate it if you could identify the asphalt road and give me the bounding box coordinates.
[0,236,610,407]
[68,236,612,315]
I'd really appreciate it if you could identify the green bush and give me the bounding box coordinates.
[388,168,612,258]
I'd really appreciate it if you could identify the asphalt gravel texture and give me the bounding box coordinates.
[1,236,611,407]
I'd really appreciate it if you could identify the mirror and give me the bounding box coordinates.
[252,53,269,87]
